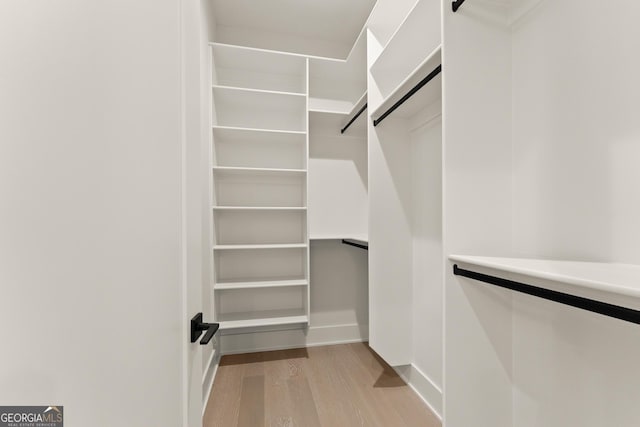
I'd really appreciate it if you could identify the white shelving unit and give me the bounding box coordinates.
[210,43,310,331]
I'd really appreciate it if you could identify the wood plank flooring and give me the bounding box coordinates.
[204,343,441,427]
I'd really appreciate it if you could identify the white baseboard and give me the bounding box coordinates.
[219,323,368,355]
[201,348,220,416]
[395,364,443,421]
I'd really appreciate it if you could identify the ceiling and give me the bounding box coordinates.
[212,0,377,59]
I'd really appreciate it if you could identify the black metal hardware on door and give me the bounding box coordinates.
[452,0,467,12]
[190,312,220,345]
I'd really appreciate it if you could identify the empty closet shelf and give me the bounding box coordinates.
[213,244,307,250]
[212,125,306,136]
[217,309,309,330]
[212,84,305,98]
[450,255,640,324]
[212,206,307,211]
[212,166,307,175]
[214,279,308,290]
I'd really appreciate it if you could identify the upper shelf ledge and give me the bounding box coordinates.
[450,255,640,304]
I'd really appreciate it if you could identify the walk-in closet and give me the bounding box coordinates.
[3,0,639,425]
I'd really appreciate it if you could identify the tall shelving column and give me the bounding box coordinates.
[209,43,310,333]
[367,0,442,369]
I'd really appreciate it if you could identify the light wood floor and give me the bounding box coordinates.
[204,342,441,427]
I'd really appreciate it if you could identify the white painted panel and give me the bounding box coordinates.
[0,1,182,425]
[308,112,368,239]
[510,0,640,425]
[367,116,413,366]
[411,118,443,392]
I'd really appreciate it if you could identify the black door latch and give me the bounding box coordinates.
[190,312,220,345]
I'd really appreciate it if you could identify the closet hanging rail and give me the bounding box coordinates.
[373,65,442,127]
[452,0,467,12]
[341,103,368,134]
[453,264,640,325]
[342,239,368,251]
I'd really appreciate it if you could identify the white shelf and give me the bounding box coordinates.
[214,279,308,291]
[213,243,307,250]
[212,84,305,99]
[213,206,307,211]
[449,255,640,306]
[212,125,306,135]
[218,309,309,330]
[212,166,307,175]
[308,98,352,115]
[370,0,441,98]
[371,45,442,121]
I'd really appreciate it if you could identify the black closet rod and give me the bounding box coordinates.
[452,0,467,12]
[341,103,368,134]
[453,264,640,325]
[373,64,442,127]
[342,239,368,251]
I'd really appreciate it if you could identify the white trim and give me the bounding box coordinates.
[394,364,443,421]
[219,323,368,355]
[201,350,221,417]
[179,0,189,425]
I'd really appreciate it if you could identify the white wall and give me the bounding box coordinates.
[0,1,184,425]
[510,0,640,425]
